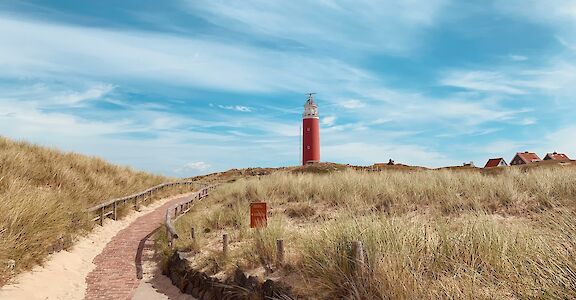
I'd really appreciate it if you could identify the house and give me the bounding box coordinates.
[510,151,541,165]
[543,152,571,161]
[484,158,508,168]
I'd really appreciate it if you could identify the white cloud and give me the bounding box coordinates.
[338,84,526,128]
[0,82,236,142]
[0,82,114,106]
[181,0,451,55]
[218,105,252,112]
[339,99,365,109]
[439,62,576,100]
[323,122,368,133]
[495,0,576,27]
[61,84,115,105]
[556,36,576,51]
[494,0,576,48]
[175,161,212,173]
[524,61,576,95]
[509,55,528,61]
[440,71,527,95]
[321,115,337,126]
[260,121,300,137]
[520,118,536,125]
[370,118,391,125]
[0,15,371,93]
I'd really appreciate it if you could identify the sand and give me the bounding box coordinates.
[0,193,192,300]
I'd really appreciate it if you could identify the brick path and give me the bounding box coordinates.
[85,195,189,300]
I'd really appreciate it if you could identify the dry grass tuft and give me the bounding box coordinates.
[0,136,168,285]
[284,203,316,219]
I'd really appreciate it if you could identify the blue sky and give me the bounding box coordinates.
[1,0,575,176]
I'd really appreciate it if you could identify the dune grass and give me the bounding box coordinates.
[0,136,172,286]
[172,167,576,299]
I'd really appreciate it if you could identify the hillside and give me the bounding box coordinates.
[0,136,168,286]
[168,166,576,299]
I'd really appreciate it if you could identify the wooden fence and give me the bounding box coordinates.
[86,181,196,226]
[164,184,217,247]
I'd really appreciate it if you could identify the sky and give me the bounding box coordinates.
[1,0,575,176]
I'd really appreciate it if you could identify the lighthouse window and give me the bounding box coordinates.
[307,127,310,132]
[307,146,310,150]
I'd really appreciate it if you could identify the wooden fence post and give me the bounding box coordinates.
[276,239,284,267]
[113,201,117,220]
[134,196,140,212]
[222,234,228,257]
[99,207,104,226]
[167,227,173,249]
[352,241,365,275]
[190,227,195,240]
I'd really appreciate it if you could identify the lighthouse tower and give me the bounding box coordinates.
[302,93,320,165]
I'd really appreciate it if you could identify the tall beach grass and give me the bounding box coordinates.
[0,136,168,285]
[173,167,576,298]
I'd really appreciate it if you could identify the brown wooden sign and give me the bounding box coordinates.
[250,202,267,228]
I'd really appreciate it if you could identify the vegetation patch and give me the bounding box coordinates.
[167,167,576,299]
[0,136,170,286]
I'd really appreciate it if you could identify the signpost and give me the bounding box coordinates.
[250,202,267,228]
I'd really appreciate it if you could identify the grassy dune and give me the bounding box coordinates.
[172,167,576,299]
[0,136,168,285]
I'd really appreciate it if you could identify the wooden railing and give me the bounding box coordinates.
[86,181,196,226]
[165,184,218,247]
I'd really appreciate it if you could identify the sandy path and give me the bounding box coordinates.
[0,193,194,300]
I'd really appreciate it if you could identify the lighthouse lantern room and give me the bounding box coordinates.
[302,93,320,165]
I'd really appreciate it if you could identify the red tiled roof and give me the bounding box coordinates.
[516,152,541,164]
[544,152,571,160]
[484,158,505,168]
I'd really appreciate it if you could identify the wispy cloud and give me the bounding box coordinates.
[339,99,365,109]
[181,0,451,55]
[321,115,337,126]
[439,62,576,100]
[440,71,527,95]
[519,118,536,125]
[217,104,252,112]
[0,15,370,93]
[509,55,528,61]
[175,161,212,173]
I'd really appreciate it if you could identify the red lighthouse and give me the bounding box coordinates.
[302,93,320,165]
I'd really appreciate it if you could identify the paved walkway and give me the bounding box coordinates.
[131,235,195,300]
[85,194,189,300]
